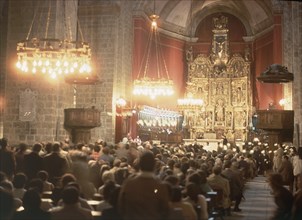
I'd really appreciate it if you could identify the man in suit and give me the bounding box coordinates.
[268,173,293,220]
[278,155,294,193]
[43,142,69,186]
[24,143,43,181]
[118,150,171,220]
[50,186,92,220]
[222,160,244,212]
[0,138,16,180]
[207,165,231,215]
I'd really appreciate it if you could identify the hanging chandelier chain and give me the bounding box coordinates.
[72,0,85,42]
[154,28,161,79]
[63,1,73,42]
[156,30,170,80]
[44,0,52,40]
[142,27,153,78]
[190,0,193,39]
[26,2,40,40]
[16,0,93,81]
[137,22,153,79]
[36,3,44,39]
[63,0,69,41]
[77,20,85,42]
[132,0,174,99]
[153,0,156,15]
[67,17,72,41]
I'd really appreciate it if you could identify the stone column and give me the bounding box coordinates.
[282,2,302,147]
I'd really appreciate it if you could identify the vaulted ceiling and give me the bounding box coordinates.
[137,0,278,38]
[0,0,281,38]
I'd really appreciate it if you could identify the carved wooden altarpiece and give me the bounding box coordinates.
[182,15,252,142]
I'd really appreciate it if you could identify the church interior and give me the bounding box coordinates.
[2,1,302,220]
[0,0,301,149]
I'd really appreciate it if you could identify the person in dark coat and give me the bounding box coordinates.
[238,156,249,179]
[118,150,170,220]
[0,138,16,180]
[24,143,43,181]
[278,155,294,193]
[268,173,293,220]
[50,186,92,220]
[0,187,15,220]
[222,160,244,212]
[98,183,122,220]
[14,143,28,173]
[291,173,302,220]
[43,142,69,186]
[12,188,51,220]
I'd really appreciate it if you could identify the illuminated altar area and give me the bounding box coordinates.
[180,15,252,144]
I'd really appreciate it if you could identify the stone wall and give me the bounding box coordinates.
[1,0,134,145]
[0,0,8,137]
[2,0,76,145]
[282,1,302,146]
[73,1,134,143]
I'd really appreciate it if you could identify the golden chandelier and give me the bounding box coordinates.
[16,38,91,79]
[177,92,204,110]
[15,0,92,81]
[177,97,204,108]
[132,14,174,99]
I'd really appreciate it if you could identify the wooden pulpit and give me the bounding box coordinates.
[256,110,294,148]
[64,108,101,144]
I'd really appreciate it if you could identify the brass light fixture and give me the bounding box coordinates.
[132,1,174,100]
[177,93,204,110]
[15,0,93,82]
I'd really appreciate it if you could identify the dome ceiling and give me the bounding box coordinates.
[140,0,275,37]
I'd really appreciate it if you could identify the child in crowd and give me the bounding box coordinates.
[37,170,54,192]
[12,172,27,199]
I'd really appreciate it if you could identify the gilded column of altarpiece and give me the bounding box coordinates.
[183,15,252,142]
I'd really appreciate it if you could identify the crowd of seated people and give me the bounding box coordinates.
[0,136,302,220]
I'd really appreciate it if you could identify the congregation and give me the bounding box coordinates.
[0,136,302,220]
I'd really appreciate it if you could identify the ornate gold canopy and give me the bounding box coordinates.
[182,15,252,142]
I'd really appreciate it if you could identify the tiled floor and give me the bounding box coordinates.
[225,176,276,220]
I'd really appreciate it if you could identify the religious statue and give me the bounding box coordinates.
[216,82,224,95]
[226,111,232,127]
[235,111,246,127]
[213,15,228,30]
[206,112,213,127]
[186,46,193,62]
[235,87,243,104]
[197,87,203,97]
[215,99,225,121]
[244,46,251,61]
[217,41,225,58]
[241,111,247,127]
[196,113,205,127]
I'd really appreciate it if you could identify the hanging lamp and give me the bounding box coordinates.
[15,0,95,84]
[132,1,174,100]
